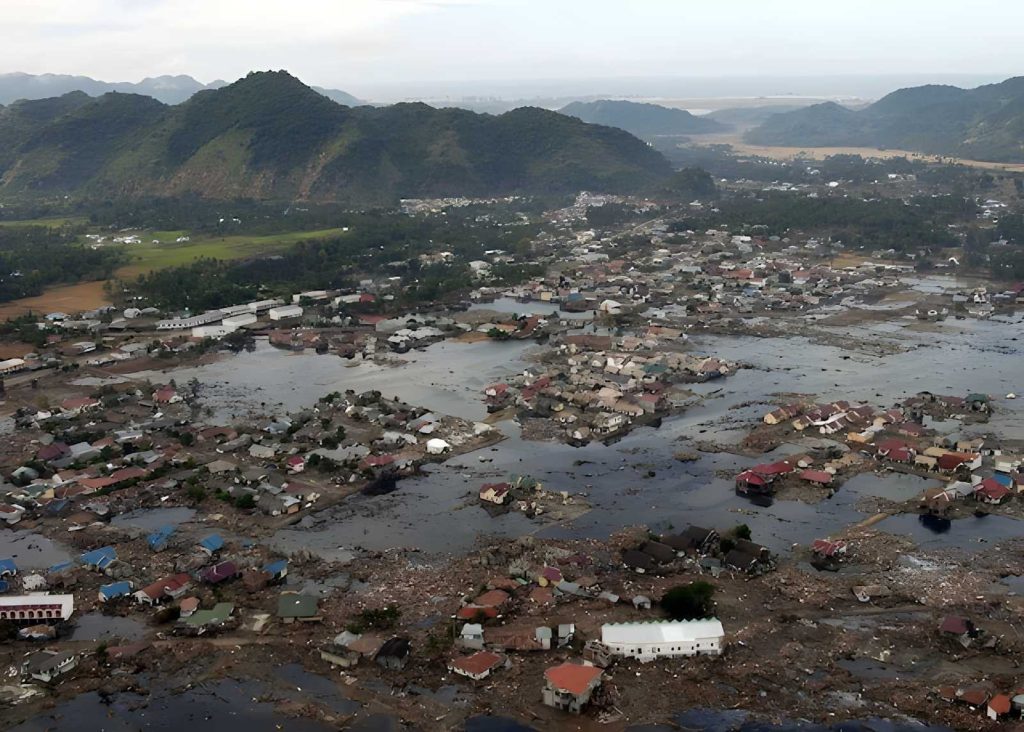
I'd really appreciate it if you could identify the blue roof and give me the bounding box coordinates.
[147,524,175,549]
[99,581,133,599]
[48,560,75,574]
[199,534,224,552]
[0,579,8,593]
[0,558,16,575]
[80,546,117,569]
[264,559,288,576]
[992,473,1013,487]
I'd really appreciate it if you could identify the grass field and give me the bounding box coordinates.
[115,227,349,277]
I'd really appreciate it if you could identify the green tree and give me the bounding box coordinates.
[661,581,716,620]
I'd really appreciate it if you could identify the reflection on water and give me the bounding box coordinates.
[165,323,1024,558]
[0,530,72,570]
[8,679,338,732]
[69,612,149,642]
[111,507,196,531]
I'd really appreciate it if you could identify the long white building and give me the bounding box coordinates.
[0,594,75,622]
[601,619,724,661]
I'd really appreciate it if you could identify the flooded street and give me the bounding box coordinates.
[0,530,73,570]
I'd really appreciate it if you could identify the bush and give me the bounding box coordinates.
[661,581,715,620]
[186,484,207,503]
[234,493,256,510]
[731,524,752,541]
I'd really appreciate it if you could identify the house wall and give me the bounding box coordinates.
[604,634,722,661]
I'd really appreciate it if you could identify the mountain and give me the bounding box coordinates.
[0,71,673,203]
[560,99,725,138]
[745,77,1024,162]
[0,72,362,107]
[704,104,809,131]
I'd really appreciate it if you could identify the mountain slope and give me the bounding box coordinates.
[0,71,672,202]
[0,71,362,107]
[745,77,1024,162]
[560,99,725,138]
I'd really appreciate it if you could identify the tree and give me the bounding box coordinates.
[731,524,752,541]
[234,493,256,510]
[661,581,715,620]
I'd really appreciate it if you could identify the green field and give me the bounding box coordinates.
[116,227,349,276]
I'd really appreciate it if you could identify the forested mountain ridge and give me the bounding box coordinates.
[746,77,1024,162]
[0,72,673,203]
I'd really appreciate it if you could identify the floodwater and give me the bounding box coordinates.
[170,315,1024,558]
[0,530,72,570]
[6,680,338,732]
[69,612,149,642]
[468,296,595,320]
[111,507,196,531]
[170,338,539,423]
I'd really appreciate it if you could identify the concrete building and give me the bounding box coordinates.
[268,305,304,321]
[600,619,724,661]
[0,593,75,622]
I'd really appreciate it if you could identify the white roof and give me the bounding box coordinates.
[601,619,724,645]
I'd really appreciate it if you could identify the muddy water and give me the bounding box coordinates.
[7,679,339,732]
[69,612,149,642]
[0,530,73,570]
[111,507,197,531]
[171,316,1024,558]
[170,338,539,423]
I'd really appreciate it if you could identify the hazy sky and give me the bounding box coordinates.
[2,0,1022,98]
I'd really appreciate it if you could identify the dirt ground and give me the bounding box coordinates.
[0,281,111,320]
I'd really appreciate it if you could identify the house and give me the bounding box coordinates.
[152,386,182,404]
[0,594,75,622]
[939,615,977,647]
[135,574,190,605]
[264,559,288,583]
[811,539,847,558]
[459,623,485,650]
[79,546,117,573]
[285,455,306,474]
[799,469,833,486]
[198,534,225,555]
[663,526,718,555]
[449,651,505,680]
[735,470,771,495]
[621,549,656,573]
[601,619,724,661]
[147,525,175,552]
[278,593,320,623]
[988,694,1012,721]
[376,637,411,670]
[200,561,239,585]
[22,650,78,683]
[640,541,676,564]
[542,662,603,714]
[0,558,17,577]
[0,503,26,525]
[98,581,133,603]
[479,482,512,505]
[180,602,234,634]
[60,397,100,415]
[974,478,1011,504]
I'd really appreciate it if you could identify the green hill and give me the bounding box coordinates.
[0,72,672,203]
[745,77,1024,162]
[560,99,725,138]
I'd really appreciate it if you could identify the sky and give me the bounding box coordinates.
[1,0,1022,100]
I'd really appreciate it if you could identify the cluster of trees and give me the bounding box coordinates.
[668,191,970,254]
[0,225,125,302]
[126,209,544,310]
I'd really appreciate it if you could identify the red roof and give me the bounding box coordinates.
[811,539,846,557]
[456,605,499,620]
[975,479,1011,501]
[939,615,970,635]
[989,694,1012,715]
[753,461,792,476]
[544,663,602,695]
[800,469,833,485]
[61,396,98,411]
[736,470,768,486]
[450,651,503,676]
[474,589,510,607]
